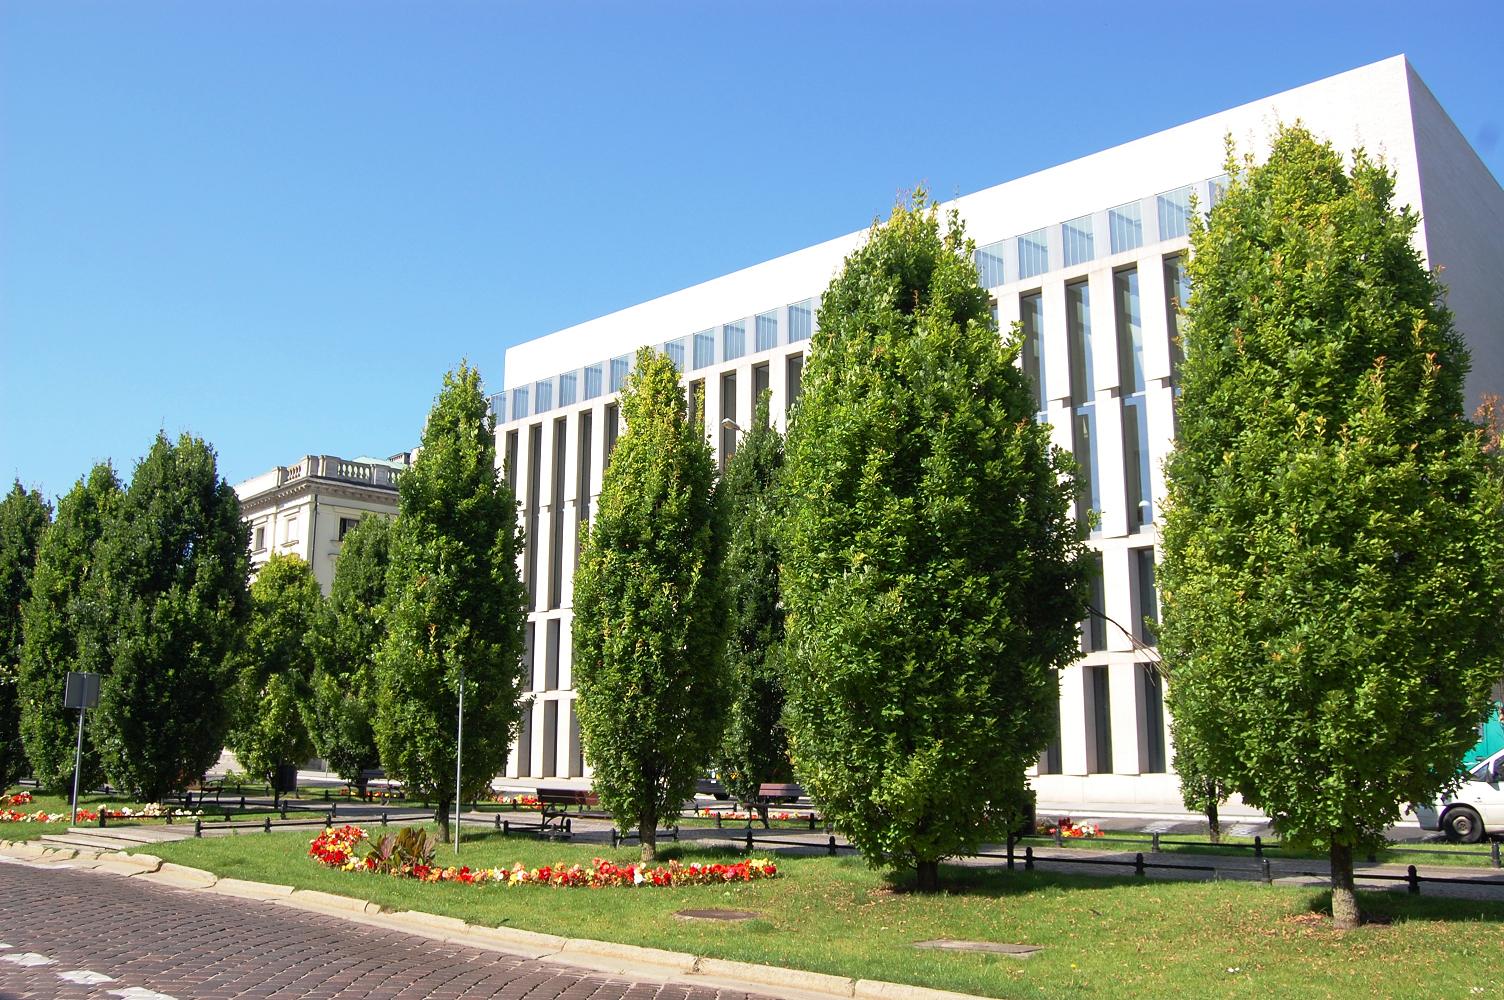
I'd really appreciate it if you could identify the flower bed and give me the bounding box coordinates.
[1039,817,1103,838]
[0,794,202,825]
[694,808,803,822]
[309,824,780,888]
[495,794,541,810]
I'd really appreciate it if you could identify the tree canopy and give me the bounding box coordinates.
[1157,125,1504,928]
[228,553,322,786]
[780,193,1089,890]
[83,433,250,801]
[309,514,392,787]
[0,482,53,789]
[18,464,120,791]
[573,347,729,860]
[375,363,528,842]
[714,390,792,811]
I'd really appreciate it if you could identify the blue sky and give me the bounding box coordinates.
[3,1,1501,501]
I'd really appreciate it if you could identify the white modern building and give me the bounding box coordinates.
[234,453,411,594]
[487,56,1504,810]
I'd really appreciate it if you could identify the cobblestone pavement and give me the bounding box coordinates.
[0,861,774,1000]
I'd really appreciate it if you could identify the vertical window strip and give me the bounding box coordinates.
[788,301,813,342]
[1122,396,1153,529]
[1108,202,1143,254]
[663,339,686,371]
[975,240,1007,288]
[1066,281,1093,405]
[511,387,530,421]
[1157,185,1193,240]
[583,365,603,400]
[534,379,553,415]
[558,373,577,407]
[1018,228,1049,279]
[723,321,746,361]
[608,355,630,393]
[1019,292,1045,415]
[1114,268,1144,393]
[1062,216,1094,267]
[693,330,716,369]
[755,311,779,352]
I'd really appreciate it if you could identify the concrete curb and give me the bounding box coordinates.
[0,839,995,1000]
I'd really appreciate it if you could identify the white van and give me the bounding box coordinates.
[1414,748,1504,842]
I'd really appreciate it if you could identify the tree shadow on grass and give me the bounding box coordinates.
[1301,889,1504,926]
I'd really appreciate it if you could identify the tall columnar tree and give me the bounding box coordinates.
[0,482,53,790]
[375,363,528,842]
[1157,126,1504,929]
[1170,714,1230,844]
[781,194,1088,891]
[309,514,391,790]
[573,348,729,860]
[83,433,250,801]
[18,464,121,791]
[714,390,792,818]
[227,553,322,788]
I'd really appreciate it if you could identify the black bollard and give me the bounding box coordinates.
[827,835,837,856]
[1025,846,1034,871]
[194,818,203,838]
[1134,852,1145,877]
[1407,864,1420,894]
[263,816,271,833]
[1254,835,1263,859]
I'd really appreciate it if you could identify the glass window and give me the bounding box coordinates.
[1133,546,1158,645]
[1018,228,1049,279]
[1109,201,1143,254]
[583,364,603,400]
[608,355,630,393]
[788,300,813,342]
[1073,407,1100,530]
[558,372,577,407]
[534,378,553,415]
[755,311,779,352]
[975,240,1007,288]
[504,429,519,490]
[1062,215,1094,267]
[723,321,746,361]
[719,371,738,469]
[692,330,716,369]
[1123,397,1153,529]
[1114,268,1144,393]
[1141,665,1166,773]
[604,402,620,464]
[1157,185,1194,241]
[1019,291,1045,415]
[663,339,686,371]
[785,353,804,417]
[1066,280,1093,404]
[489,392,507,422]
[1083,551,1106,653]
[1088,665,1113,774]
[1208,174,1229,210]
[752,362,769,411]
[511,387,530,421]
[1164,254,1190,390]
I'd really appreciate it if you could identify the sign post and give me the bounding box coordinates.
[63,671,101,825]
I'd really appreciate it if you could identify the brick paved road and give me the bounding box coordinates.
[0,861,774,1000]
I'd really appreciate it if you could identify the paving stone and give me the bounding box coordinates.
[0,862,773,1000]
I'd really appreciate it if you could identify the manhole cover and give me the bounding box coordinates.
[674,908,760,921]
[913,939,1042,958]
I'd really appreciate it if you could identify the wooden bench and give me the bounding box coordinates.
[537,787,599,837]
[740,782,809,828]
[183,778,223,806]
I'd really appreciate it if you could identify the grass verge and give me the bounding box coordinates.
[145,825,1504,998]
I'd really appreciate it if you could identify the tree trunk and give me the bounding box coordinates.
[1206,795,1221,845]
[1330,840,1360,929]
[639,808,658,862]
[916,860,940,892]
[436,799,451,845]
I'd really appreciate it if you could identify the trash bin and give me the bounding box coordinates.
[273,763,299,796]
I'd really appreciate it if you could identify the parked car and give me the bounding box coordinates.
[1413,748,1504,843]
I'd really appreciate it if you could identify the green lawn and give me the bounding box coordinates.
[1023,831,1502,869]
[144,825,1504,999]
[0,787,279,841]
